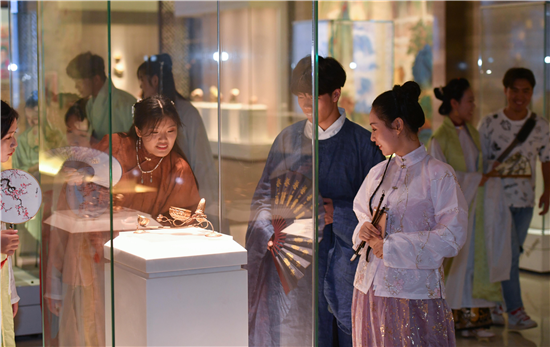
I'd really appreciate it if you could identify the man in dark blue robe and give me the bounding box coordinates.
[246,56,384,347]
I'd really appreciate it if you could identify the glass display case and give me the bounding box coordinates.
[5,1,322,345]
[5,0,548,345]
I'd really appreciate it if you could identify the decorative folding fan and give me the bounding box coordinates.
[41,146,122,187]
[493,152,531,178]
[270,171,315,295]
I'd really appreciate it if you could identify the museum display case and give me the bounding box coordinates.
[5,1,321,345]
[5,0,548,345]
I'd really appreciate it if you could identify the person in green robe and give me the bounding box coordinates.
[12,92,39,175]
[429,78,503,341]
[66,52,135,141]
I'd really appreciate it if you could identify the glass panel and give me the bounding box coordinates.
[105,2,235,346]
[36,1,113,345]
[4,0,42,339]
[292,19,394,129]
[479,2,548,232]
[218,1,318,346]
[317,2,436,139]
[1,5,10,103]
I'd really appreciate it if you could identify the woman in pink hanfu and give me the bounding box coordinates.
[351,81,468,347]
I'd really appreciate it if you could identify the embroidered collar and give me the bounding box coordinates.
[395,144,427,168]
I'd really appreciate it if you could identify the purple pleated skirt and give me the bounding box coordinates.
[352,287,456,347]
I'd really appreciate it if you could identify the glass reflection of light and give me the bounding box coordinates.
[213,51,229,62]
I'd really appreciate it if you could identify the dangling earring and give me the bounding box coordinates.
[138,137,142,150]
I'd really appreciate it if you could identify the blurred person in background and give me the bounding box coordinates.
[430,78,503,340]
[66,52,135,142]
[478,67,550,331]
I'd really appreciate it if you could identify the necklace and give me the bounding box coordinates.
[135,140,163,184]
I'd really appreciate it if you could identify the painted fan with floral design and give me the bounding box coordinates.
[1,169,42,224]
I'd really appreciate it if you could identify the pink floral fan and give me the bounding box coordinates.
[1,169,42,224]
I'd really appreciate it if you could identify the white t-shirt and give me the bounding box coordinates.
[478,109,550,207]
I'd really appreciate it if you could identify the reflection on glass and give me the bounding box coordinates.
[5,0,43,340]
[246,54,384,345]
[137,53,218,229]
[66,52,136,142]
[38,2,112,345]
[480,3,549,232]
[1,100,23,347]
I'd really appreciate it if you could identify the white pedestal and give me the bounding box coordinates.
[519,228,550,273]
[104,228,248,346]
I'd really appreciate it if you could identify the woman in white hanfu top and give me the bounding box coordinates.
[351,81,468,347]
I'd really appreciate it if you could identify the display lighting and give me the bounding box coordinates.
[7,63,17,71]
[545,56,550,64]
[486,70,492,75]
[213,52,229,62]
[477,58,482,67]
[349,62,357,70]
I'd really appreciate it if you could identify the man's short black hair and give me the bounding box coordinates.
[66,52,106,80]
[25,91,38,109]
[502,67,536,89]
[290,56,346,96]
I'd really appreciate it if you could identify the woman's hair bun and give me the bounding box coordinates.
[433,87,445,101]
[398,81,421,101]
[434,78,470,116]
[372,80,425,134]
[391,81,424,131]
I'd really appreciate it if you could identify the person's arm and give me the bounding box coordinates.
[477,116,493,173]
[539,161,550,216]
[352,176,374,248]
[159,160,201,215]
[383,169,469,270]
[538,120,550,215]
[113,95,136,134]
[8,258,20,305]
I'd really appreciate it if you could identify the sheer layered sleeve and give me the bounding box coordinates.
[383,171,468,270]
[352,175,375,248]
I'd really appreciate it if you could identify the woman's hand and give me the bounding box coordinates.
[12,302,18,318]
[63,167,85,186]
[46,297,61,316]
[323,198,334,225]
[358,222,382,242]
[267,235,274,251]
[370,237,384,259]
[1,230,19,256]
